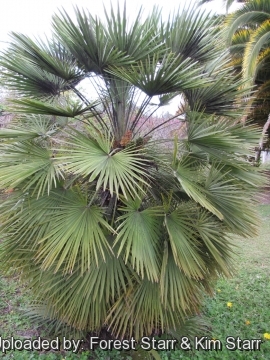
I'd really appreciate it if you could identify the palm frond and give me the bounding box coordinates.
[115,197,163,282]
[52,7,135,74]
[106,279,180,339]
[10,98,99,118]
[5,33,84,81]
[172,154,223,219]
[0,128,40,141]
[103,3,161,61]
[161,6,222,63]
[160,243,203,311]
[186,112,257,154]
[186,78,249,117]
[226,0,270,42]
[35,189,115,273]
[0,34,84,98]
[242,19,270,84]
[204,164,261,236]
[107,52,207,96]
[0,141,63,196]
[164,204,207,278]
[56,127,151,198]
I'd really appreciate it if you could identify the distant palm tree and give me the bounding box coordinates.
[0,4,263,341]
[225,0,270,157]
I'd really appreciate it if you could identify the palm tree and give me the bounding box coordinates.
[225,0,270,157]
[0,4,263,341]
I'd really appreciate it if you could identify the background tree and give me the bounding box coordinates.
[225,0,270,157]
[0,4,263,342]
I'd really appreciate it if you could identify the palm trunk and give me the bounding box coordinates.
[255,113,270,163]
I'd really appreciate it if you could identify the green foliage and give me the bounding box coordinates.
[0,1,264,343]
[0,272,35,339]
[1,205,269,359]
[225,0,270,131]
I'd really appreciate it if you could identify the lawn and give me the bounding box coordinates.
[0,205,270,359]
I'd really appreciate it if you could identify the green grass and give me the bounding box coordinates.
[1,205,270,359]
[0,273,36,340]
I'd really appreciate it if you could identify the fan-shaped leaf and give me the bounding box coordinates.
[115,197,163,281]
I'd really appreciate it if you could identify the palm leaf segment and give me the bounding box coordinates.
[0,3,263,340]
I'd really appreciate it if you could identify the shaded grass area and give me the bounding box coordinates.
[0,206,270,359]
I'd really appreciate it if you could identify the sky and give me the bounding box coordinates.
[0,0,242,47]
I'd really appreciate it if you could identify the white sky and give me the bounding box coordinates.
[0,0,242,46]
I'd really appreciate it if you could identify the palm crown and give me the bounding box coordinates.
[0,4,263,339]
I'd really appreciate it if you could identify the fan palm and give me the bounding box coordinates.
[0,3,263,341]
